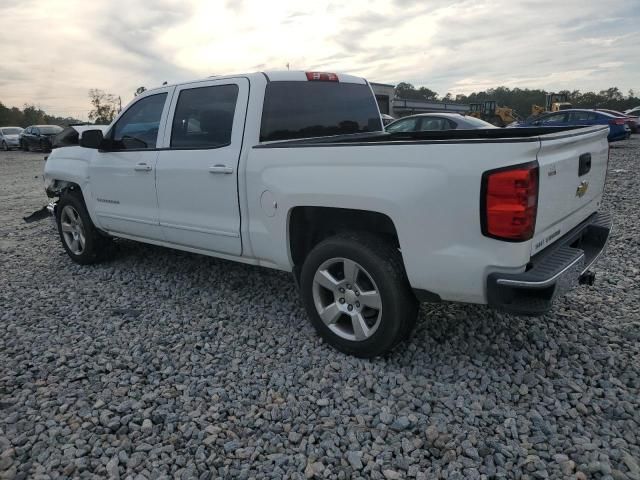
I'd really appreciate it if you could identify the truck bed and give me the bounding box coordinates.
[255,126,596,147]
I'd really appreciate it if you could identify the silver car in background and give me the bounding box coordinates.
[385,113,497,132]
[0,127,24,150]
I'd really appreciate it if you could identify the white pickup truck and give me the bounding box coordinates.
[43,71,612,357]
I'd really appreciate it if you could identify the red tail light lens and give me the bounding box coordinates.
[609,118,625,125]
[481,162,539,241]
[305,72,339,82]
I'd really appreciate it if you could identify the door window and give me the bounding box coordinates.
[386,117,419,132]
[540,113,568,124]
[170,84,239,148]
[570,111,597,122]
[419,117,451,131]
[110,93,167,149]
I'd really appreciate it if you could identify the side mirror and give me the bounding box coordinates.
[80,129,104,149]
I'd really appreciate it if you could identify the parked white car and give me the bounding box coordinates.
[0,126,23,150]
[624,106,640,116]
[43,71,612,356]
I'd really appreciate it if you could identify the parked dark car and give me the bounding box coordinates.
[595,108,638,133]
[385,113,497,132]
[20,125,64,152]
[511,109,630,142]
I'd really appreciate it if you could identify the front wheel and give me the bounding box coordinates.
[300,232,418,357]
[56,192,111,264]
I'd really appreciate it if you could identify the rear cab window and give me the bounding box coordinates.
[259,80,382,142]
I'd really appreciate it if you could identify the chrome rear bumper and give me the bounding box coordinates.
[487,211,612,315]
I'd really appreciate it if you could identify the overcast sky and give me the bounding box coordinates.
[1,0,638,120]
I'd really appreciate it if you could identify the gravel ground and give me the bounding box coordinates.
[1,138,639,480]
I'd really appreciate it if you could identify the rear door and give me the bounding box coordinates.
[531,126,609,254]
[155,78,249,255]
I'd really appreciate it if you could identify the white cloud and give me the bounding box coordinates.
[1,0,638,119]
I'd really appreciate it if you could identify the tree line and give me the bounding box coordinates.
[395,83,639,117]
[0,102,81,128]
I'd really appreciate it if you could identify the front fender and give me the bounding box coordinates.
[43,147,100,227]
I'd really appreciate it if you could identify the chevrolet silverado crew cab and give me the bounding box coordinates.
[43,71,612,357]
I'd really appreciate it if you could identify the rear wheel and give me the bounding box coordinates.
[1,141,7,151]
[300,232,418,357]
[56,191,111,264]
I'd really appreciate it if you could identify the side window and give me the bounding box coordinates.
[33,128,39,135]
[419,118,449,131]
[110,93,167,150]
[171,84,239,148]
[540,113,567,124]
[386,118,419,132]
[571,111,595,123]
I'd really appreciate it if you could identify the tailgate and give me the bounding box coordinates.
[532,126,609,255]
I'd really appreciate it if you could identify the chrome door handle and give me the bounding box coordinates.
[134,163,152,172]
[209,164,234,174]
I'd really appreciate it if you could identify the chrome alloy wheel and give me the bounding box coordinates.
[312,257,383,341]
[60,205,86,255]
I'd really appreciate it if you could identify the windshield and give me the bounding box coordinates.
[39,126,63,134]
[1,127,23,135]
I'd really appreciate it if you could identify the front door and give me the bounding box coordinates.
[89,89,173,240]
[155,78,249,255]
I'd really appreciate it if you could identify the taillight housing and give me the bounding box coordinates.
[305,72,339,82]
[609,118,626,125]
[481,162,539,241]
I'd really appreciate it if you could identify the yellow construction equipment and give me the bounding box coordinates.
[468,100,518,127]
[531,93,572,117]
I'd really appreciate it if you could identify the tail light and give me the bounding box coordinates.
[305,72,339,82]
[481,162,539,241]
[609,118,625,125]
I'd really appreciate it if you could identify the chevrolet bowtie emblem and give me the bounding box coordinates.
[576,180,589,198]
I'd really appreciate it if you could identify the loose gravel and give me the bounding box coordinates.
[1,139,639,480]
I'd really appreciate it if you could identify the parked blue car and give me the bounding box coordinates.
[511,109,631,142]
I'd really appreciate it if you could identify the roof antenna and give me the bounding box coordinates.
[286,62,290,71]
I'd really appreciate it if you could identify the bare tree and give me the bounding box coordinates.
[88,89,119,124]
[134,86,147,96]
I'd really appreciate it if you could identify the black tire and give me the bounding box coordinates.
[2,141,8,151]
[300,232,418,357]
[56,190,111,264]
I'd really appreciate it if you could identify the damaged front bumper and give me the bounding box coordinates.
[23,202,57,224]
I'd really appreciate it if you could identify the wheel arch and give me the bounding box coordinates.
[288,206,401,273]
